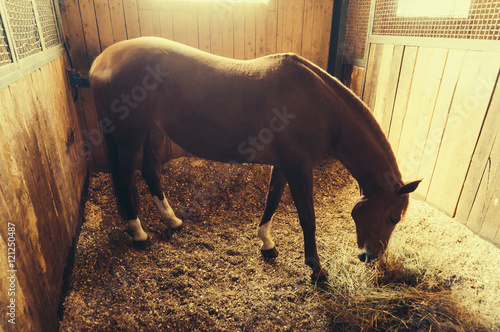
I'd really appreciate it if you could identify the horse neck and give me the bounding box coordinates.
[330,91,403,196]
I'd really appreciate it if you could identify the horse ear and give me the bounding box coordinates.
[397,179,422,196]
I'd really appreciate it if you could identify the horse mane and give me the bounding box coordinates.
[292,54,403,182]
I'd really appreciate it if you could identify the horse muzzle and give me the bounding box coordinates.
[357,248,378,263]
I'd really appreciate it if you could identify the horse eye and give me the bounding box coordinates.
[389,217,400,225]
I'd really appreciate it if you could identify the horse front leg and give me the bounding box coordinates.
[258,166,286,258]
[284,163,327,281]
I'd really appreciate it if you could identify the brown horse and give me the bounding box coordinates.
[89,37,420,280]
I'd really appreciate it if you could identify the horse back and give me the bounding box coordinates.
[90,37,334,166]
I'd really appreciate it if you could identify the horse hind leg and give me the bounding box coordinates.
[117,146,149,246]
[258,166,286,258]
[141,126,183,230]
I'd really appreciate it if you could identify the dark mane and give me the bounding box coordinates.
[293,55,402,181]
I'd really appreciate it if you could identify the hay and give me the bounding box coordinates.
[59,156,500,331]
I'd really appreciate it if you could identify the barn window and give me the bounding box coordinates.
[160,0,268,2]
[0,0,64,90]
[396,0,472,18]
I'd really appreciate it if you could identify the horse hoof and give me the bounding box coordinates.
[169,223,185,232]
[261,246,279,258]
[310,267,328,282]
[132,237,152,250]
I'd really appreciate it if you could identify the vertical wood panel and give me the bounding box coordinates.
[210,5,224,56]
[426,52,500,215]
[416,49,465,197]
[363,41,500,245]
[222,9,234,58]
[244,3,256,60]
[233,5,245,60]
[301,0,314,60]
[123,0,141,38]
[109,0,128,42]
[0,55,87,331]
[386,46,418,156]
[379,45,404,134]
[395,47,448,184]
[160,10,174,40]
[94,0,115,50]
[197,4,211,53]
[255,3,267,57]
[139,9,154,36]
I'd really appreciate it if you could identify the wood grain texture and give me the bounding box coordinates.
[362,42,500,245]
[0,55,87,332]
[426,52,500,216]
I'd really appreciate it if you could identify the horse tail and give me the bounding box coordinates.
[102,130,127,218]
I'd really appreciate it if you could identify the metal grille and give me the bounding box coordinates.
[373,0,500,40]
[5,0,42,60]
[34,0,60,48]
[0,14,13,67]
[344,0,371,60]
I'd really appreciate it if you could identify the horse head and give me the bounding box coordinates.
[351,180,421,262]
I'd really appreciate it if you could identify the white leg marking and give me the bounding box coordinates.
[153,194,183,229]
[127,218,148,241]
[257,217,275,250]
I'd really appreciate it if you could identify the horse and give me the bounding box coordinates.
[89,37,420,280]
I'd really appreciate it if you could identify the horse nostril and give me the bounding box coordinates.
[358,252,369,263]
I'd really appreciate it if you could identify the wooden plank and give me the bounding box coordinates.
[172,9,187,44]
[477,136,500,241]
[456,70,500,223]
[352,66,365,97]
[255,3,267,57]
[151,1,161,36]
[379,45,404,135]
[109,0,128,42]
[139,9,154,36]
[60,0,90,71]
[123,0,141,39]
[210,5,224,56]
[300,0,315,61]
[197,3,211,53]
[395,47,448,185]
[281,0,294,52]
[464,161,491,233]
[275,0,284,53]
[265,0,278,55]
[221,8,234,58]
[94,0,115,50]
[315,0,334,69]
[418,49,466,198]
[361,43,378,109]
[78,0,101,67]
[244,3,256,60]
[387,46,418,156]
[366,44,394,119]
[233,5,245,59]
[291,0,305,55]
[184,3,199,49]
[426,51,500,216]
[160,10,174,40]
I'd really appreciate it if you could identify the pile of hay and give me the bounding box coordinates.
[59,156,499,331]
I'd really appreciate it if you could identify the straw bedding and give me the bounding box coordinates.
[59,156,500,331]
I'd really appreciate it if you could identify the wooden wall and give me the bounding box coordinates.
[59,0,335,170]
[0,55,88,331]
[362,43,500,245]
